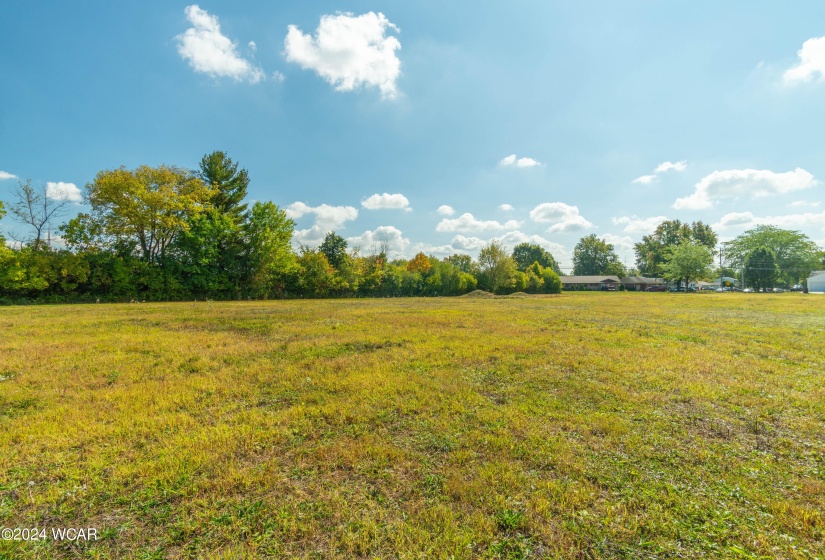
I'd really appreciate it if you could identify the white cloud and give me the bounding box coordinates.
[0,171,17,180]
[499,204,514,211]
[611,215,667,235]
[347,225,410,256]
[248,41,257,53]
[655,160,688,173]
[602,233,634,251]
[714,209,825,232]
[285,201,358,230]
[674,168,818,210]
[500,154,541,168]
[784,36,825,84]
[788,200,821,208]
[410,242,458,257]
[46,182,82,203]
[176,5,264,83]
[361,193,410,211]
[436,205,455,216]
[529,202,592,233]
[451,235,486,251]
[272,71,286,82]
[632,175,658,185]
[436,213,521,233]
[493,231,567,256]
[284,12,401,99]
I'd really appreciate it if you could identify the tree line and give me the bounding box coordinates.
[1,153,822,302]
[0,152,566,302]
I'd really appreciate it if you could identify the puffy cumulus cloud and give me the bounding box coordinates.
[347,225,410,256]
[632,175,658,185]
[436,205,455,216]
[410,242,458,257]
[602,233,634,251]
[285,201,358,230]
[674,168,817,210]
[784,36,825,84]
[0,171,17,180]
[436,213,520,233]
[176,5,264,82]
[500,154,541,168]
[655,160,688,173]
[450,235,486,251]
[493,231,566,256]
[361,193,410,211]
[284,12,401,99]
[714,209,825,232]
[46,182,82,203]
[292,225,327,246]
[611,215,667,234]
[529,202,592,233]
[499,204,514,211]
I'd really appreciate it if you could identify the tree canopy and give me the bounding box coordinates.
[573,234,624,276]
[511,242,562,274]
[198,151,250,222]
[659,241,713,288]
[77,165,214,264]
[725,225,820,286]
[634,220,717,277]
[744,247,778,291]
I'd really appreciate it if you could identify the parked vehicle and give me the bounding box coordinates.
[645,285,667,292]
[743,288,754,293]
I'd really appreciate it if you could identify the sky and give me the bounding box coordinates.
[2,1,825,271]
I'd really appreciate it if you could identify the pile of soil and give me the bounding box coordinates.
[461,290,495,298]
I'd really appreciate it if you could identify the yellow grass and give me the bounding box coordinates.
[1,293,823,558]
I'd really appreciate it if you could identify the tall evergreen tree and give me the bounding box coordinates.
[198,151,249,222]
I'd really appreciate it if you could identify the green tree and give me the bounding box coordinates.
[319,232,349,270]
[659,241,713,289]
[80,165,214,264]
[511,243,561,274]
[244,202,297,298]
[477,241,516,293]
[444,254,476,274]
[744,247,778,292]
[725,225,820,286]
[198,151,249,222]
[573,234,623,276]
[634,220,718,277]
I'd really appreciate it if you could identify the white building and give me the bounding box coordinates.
[808,271,825,293]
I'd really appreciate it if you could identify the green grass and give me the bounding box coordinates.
[0,293,823,559]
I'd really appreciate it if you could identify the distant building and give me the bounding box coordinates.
[808,271,825,293]
[559,275,621,291]
[620,276,666,291]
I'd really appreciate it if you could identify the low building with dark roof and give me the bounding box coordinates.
[559,275,622,291]
[620,276,666,291]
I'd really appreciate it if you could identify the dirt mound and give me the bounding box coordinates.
[461,290,495,298]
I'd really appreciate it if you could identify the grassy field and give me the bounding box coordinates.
[0,293,823,559]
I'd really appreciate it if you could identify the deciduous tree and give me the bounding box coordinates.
[83,165,214,264]
[573,234,623,276]
[512,242,561,274]
[725,225,820,286]
[477,241,516,293]
[659,241,713,288]
[8,179,71,249]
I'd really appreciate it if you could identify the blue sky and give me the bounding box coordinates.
[2,1,825,270]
